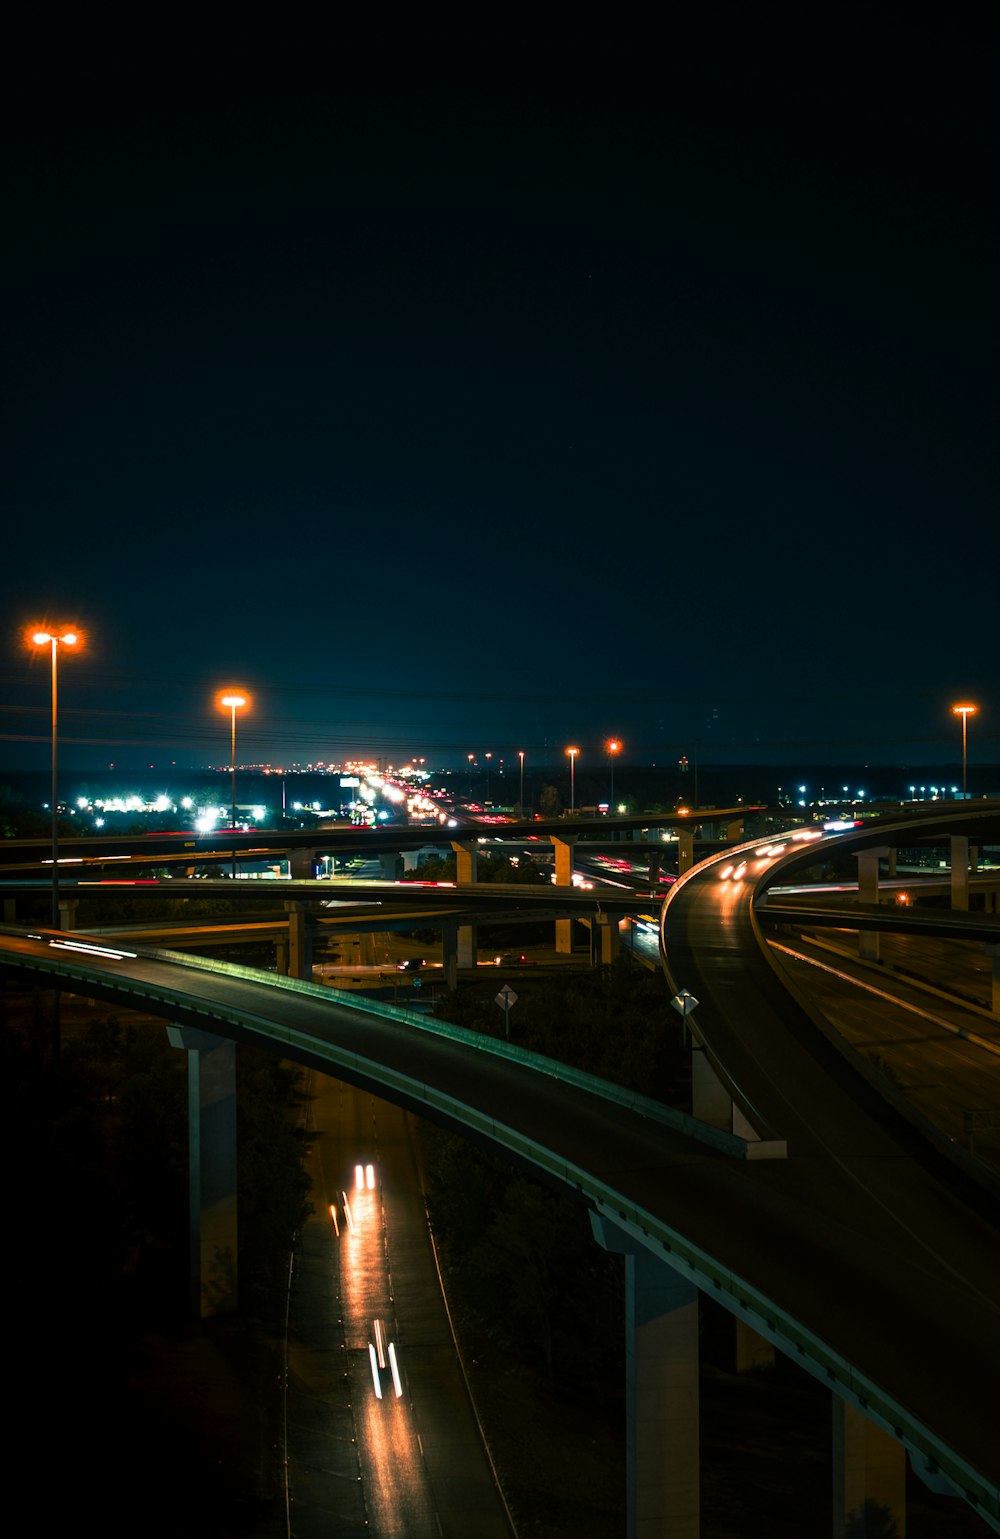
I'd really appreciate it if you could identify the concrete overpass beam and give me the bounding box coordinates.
[832,1400,906,1539]
[166,1025,238,1319]
[592,1215,700,1538]
[950,834,970,911]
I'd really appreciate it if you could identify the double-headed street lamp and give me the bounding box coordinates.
[952,702,977,800]
[219,690,249,877]
[31,628,79,928]
[566,745,579,812]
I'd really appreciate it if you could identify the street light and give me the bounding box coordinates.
[566,746,579,812]
[606,737,622,812]
[219,690,249,876]
[952,703,977,799]
[30,628,79,929]
[518,750,525,815]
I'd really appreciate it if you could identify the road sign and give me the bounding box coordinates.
[495,984,517,1039]
[671,989,698,1018]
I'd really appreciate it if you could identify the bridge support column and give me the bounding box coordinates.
[735,1321,774,1373]
[855,849,889,962]
[985,945,1000,1017]
[692,1041,733,1131]
[288,846,316,880]
[380,851,399,880]
[724,818,744,840]
[950,835,970,911]
[589,912,620,965]
[275,936,288,974]
[676,829,696,876]
[441,922,459,990]
[451,842,478,968]
[58,897,79,930]
[551,835,578,954]
[166,1025,238,1319]
[284,901,314,980]
[832,1400,906,1539]
[592,1214,700,1538]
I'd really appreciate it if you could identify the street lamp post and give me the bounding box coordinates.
[952,703,977,799]
[518,750,525,815]
[566,746,579,812]
[219,691,248,877]
[31,629,79,929]
[606,738,621,813]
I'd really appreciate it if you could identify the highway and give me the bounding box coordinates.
[1,899,998,1528]
[287,1076,513,1536]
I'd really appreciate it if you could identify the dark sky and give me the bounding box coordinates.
[3,7,997,773]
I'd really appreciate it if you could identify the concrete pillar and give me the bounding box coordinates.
[676,829,696,876]
[275,935,288,975]
[288,846,316,879]
[735,1321,774,1374]
[551,834,577,954]
[832,1400,906,1538]
[2,897,16,922]
[451,842,478,969]
[442,921,459,990]
[692,1042,733,1131]
[380,851,398,880]
[58,897,79,930]
[166,1025,238,1318]
[647,849,661,889]
[950,835,970,911]
[284,900,313,980]
[985,945,1000,1017]
[856,849,889,963]
[595,912,620,965]
[592,1215,700,1538]
[724,818,744,840]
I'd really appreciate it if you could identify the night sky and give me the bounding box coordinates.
[3,8,997,773]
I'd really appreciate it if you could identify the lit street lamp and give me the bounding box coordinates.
[606,737,622,812]
[219,690,249,876]
[566,746,579,812]
[952,702,977,799]
[518,750,525,815]
[31,628,79,928]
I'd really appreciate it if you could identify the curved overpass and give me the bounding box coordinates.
[1,911,998,1529]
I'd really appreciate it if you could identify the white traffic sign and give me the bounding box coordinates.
[671,989,698,1018]
[495,985,518,1009]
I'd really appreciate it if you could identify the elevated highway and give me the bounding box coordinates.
[2,802,999,1531]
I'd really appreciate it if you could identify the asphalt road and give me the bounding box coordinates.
[286,1072,515,1538]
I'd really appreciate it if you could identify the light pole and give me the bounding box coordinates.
[566,746,579,812]
[31,629,79,929]
[219,691,248,876]
[467,753,475,798]
[952,703,977,799]
[485,751,493,803]
[606,737,621,812]
[518,750,525,815]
